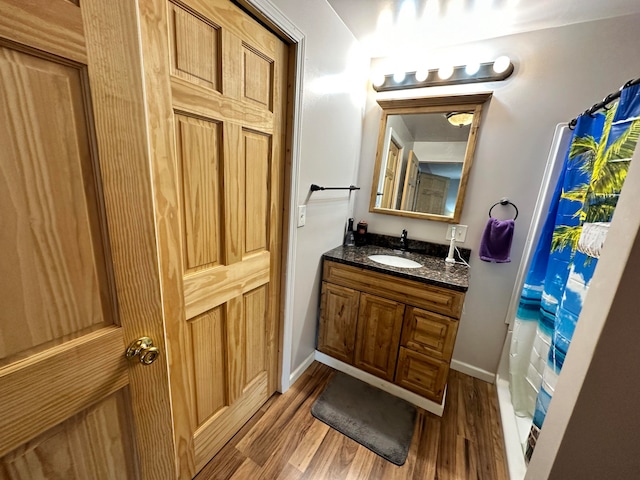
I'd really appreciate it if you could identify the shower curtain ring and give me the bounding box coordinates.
[602,93,616,110]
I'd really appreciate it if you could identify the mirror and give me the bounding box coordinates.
[369,93,492,222]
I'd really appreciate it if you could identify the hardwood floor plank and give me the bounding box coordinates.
[227,457,261,480]
[437,372,459,480]
[455,435,481,480]
[344,445,376,480]
[324,433,359,479]
[457,372,477,441]
[276,463,304,480]
[412,414,440,480]
[235,367,332,466]
[244,370,334,478]
[288,419,330,472]
[197,362,509,480]
[299,428,344,479]
[474,378,508,480]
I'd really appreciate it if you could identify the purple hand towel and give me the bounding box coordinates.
[479,218,515,263]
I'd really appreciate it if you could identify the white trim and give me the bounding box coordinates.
[314,350,446,417]
[241,0,305,42]
[450,359,495,384]
[241,0,306,394]
[289,351,315,386]
[496,332,528,480]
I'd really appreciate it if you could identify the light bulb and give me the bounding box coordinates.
[393,71,406,83]
[465,63,480,75]
[493,55,511,74]
[372,73,385,87]
[438,65,454,80]
[415,69,429,82]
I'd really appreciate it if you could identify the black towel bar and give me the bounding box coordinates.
[310,184,360,192]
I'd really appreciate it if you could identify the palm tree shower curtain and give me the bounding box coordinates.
[508,82,640,463]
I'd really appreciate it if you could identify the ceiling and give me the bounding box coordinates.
[326,0,640,59]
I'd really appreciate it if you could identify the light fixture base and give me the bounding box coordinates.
[373,60,514,92]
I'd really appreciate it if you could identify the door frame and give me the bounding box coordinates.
[236,0,306,393]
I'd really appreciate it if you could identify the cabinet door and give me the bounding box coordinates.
[401,307,459,362]
[395,347,449,403]
[354,293,405,381]
[318,282,360,364]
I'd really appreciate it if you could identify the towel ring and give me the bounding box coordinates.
[489,198,518,220]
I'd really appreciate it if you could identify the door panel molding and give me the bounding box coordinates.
[0,0,86,63]
[0,327,127,457]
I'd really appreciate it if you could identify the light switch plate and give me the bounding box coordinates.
[297,205,306,227]
[446,224,468,243]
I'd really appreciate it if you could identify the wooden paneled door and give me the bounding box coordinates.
[416,172,450,215]
[381,138,402,209]
[400,150,419,211]
[137,0,289,476]
[0,1,175,479]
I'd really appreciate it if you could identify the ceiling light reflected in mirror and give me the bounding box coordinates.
[446,112,474,127]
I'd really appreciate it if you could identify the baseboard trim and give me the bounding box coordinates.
[450,359,495,384]
[314,350,445,417]
[289,352,316,386]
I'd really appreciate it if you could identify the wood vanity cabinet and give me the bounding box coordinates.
[318,283,360,364]
[354,293,405,381]
[318,260,465,403]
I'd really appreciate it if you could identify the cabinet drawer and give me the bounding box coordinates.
[401,307,458,362]
[317,282,360,364]
[395,347,449,403]
[323,260,464,318]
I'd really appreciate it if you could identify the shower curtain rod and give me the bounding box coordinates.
[568,77,640,129]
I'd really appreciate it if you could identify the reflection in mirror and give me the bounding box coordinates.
[370,93,492,223]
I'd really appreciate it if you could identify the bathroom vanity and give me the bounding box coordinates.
[317,244,469,409]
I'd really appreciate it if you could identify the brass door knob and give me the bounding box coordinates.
[126,337,160,365]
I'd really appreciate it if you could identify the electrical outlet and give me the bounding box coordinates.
[297,205,306,227]
[446,224,468,243]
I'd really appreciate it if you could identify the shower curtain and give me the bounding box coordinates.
[508,82,640,462]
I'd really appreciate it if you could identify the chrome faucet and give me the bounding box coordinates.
[399,229,408,251]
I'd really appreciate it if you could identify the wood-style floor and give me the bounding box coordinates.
[196,362,508,480]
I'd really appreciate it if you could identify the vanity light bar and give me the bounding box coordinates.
[372,59,514,92]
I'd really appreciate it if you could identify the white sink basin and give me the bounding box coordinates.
[368,254,422,269]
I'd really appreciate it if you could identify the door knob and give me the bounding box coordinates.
[126,337,160,365]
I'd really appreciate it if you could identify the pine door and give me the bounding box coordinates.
[0,0,175,478]
[137,0,289,475]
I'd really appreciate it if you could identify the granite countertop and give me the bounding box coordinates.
[322,244,469,292]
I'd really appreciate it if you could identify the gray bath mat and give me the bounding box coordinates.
[311,372,417,465]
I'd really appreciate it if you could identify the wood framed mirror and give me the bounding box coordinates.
[369,92,492,223]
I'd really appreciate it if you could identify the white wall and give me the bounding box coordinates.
[354,13,640,375]
[269,0,368,379]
